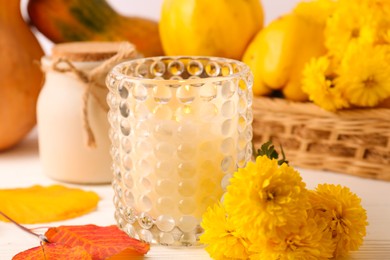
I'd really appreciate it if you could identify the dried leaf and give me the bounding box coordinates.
[45,225,150,259]
[106,248,147,260]
[12,243,92,260]
[0,185,99,224]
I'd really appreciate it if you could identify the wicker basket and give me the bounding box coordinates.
[252,96,390,181]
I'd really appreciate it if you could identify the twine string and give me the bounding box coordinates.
[50,42,137,148]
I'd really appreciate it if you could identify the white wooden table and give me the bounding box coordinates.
[1,129,390,259]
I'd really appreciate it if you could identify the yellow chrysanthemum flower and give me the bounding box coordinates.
[353,0,390,35]
[309,184,368,258]
[200,203,251,260]
[337,43,390,107]
[249,212,335,260]
[371,3,390,44]
[302,56,349,111]
[325,0,381,59]
[293,0,336,26]
[224,156,309,241]
[383,29,390,44]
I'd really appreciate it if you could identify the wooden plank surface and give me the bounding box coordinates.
[1,130,389,259]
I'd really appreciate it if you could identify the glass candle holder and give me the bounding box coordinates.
[106,56,253,246]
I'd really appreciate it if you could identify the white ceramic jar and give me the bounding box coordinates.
[37,42,136,184]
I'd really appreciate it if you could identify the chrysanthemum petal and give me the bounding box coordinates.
[224,156,309,241]
[302,56,349,111]
[309,184,368,257]
[200,203,250,259]
[337,43,390,107]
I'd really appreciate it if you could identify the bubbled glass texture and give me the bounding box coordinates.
[106,57,253,246]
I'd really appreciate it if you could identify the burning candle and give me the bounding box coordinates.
[106,56,253,246]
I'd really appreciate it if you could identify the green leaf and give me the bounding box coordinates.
[255,141,289,166]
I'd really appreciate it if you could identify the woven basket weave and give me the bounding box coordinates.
[252,96,390,181]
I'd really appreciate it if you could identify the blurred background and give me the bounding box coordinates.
[21,0,302,54]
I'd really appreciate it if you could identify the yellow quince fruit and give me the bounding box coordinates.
[159,0,264,60]
[242,13,326,101]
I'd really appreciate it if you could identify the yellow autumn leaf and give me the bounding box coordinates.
[0,185,99,224]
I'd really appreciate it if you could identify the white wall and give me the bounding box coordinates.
[107,0,301,24]
[32,0,303,54]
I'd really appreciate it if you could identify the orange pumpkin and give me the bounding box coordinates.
[0,0,44,151]
[27,0,164,57]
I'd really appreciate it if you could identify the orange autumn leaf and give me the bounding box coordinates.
[106,248,148,260]
[13,243,92,260]
[45,225,150,259]
[0,185,99,224]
